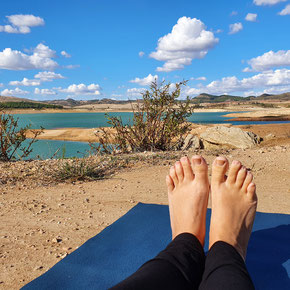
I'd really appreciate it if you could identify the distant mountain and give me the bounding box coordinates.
[44,98,134,107]
[255,92,290,101]
[192,92,290,103]
[0,95,39,103]
[192,93,253,103]
[1,92,289,108]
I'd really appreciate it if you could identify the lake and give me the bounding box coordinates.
[12,112,289,159]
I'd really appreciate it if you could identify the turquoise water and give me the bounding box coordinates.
[18,139,92,160]
[11,112,289,159]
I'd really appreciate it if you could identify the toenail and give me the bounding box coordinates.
[192,157,202,165]
[216,159,226,166]
[232,160,240,166]
[180,156,188,163]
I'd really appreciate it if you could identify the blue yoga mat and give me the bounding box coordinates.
[23,203,290,290]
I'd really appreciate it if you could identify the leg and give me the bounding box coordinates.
[111,156,210,290]
[199,157,257,290]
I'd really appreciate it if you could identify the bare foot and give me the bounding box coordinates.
[166,155,210,246]
[209,157,258,260]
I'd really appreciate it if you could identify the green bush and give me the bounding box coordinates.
[0,111,43,161]
[92,80,193,153]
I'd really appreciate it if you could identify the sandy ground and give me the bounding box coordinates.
[26,122,290,144]
[225,108,290,118]
[0,124,290,289]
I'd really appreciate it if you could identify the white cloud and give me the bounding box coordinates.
[127,88,145,97]
[139,51,145,57]
[34,88,57,95]
[60,83,101,95]
[185,69,290,96]
[149,17,218,72]
[254,0,286,6]
[245,50,290,71]
[229,23,243,34]
[34,71,65,81]
[196,76,207,81]
[1,87,29,96]
[61,50,71,58]
[65,64,80,69]
[230,11,238,16]
[0,43,58,70]
[9,78,41,86]
[0,83,3,87]
[215,29,223,34]
[245,13,258,22]
[129,74,158,86]
[0,14,44,34]
[279,4,290,15]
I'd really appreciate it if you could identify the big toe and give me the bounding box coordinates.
[191,155,208,182]
[212,156,229,185]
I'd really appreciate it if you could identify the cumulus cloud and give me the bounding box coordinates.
[0,43,58,70]
[244,50,290,71]
[229,23,243,34]
[196,76,207,81]
[9,78,41,86]
[185,69,290,96]
[34,88,57,95]
[139,51,145,57]
[245,13,258,22]
[1,87,29,96]
[254,0,286,6]
[129,74,158,86]
[127,88,145,97]
[279,4,290,15]
[61,50,71,58]
[34,71,65,81]
[60,83,101,95]
[0,14,44,34]
[149,17,218,72]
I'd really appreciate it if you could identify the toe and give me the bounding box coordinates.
[211,156,229,185]
[170,166,178,186]
[226,160,242,185]
[166,175,175,192]
[242,171,253,192]
[191,155,208,182]
[247,182,257,202]
[236,166,247,188]
[180,156,194,181]
[175,161,184,182]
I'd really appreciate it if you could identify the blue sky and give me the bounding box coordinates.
[0,0,290,100]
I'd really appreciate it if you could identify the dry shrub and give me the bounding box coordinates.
[91,80,193,154]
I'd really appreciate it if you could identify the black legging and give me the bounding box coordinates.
[110,233,255,290]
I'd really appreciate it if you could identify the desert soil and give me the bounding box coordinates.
[0,123,290,289]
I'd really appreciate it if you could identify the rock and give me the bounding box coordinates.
[52,237,62,243]
[181,134,201,150]
[200,126,261,149]
[264,133,275,141]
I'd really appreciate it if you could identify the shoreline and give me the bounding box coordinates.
[6,107,233,114]
[26,123,290,144]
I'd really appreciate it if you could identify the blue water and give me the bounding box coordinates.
[18,139,92,160]
[11,112,289,159]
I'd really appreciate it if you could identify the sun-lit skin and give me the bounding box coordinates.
[166,155,257,260]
